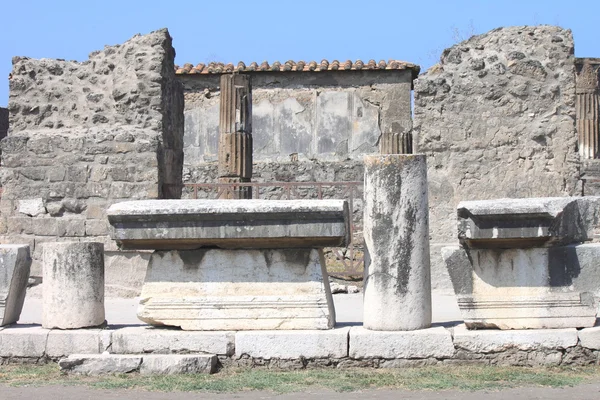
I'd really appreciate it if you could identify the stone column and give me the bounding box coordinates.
[218,74,253,199]
[362,154,431,331]
[576,62,599,159]
[379,131,413,154]
[0,244,31,326]
[42,242,105,329]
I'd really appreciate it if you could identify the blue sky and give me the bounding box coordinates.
[0,0,598,107]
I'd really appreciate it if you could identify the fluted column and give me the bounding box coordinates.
[380,131,413,154]
[576,62,599,160]
[218,74,253,198]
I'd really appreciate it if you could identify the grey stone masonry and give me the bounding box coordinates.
[414,26,580,290]
[107,199,350,250]
[444,196,600,330]
[0,244,31,326]
[0,28,184,279]
[457,197,600,248]
[2,323,600,367]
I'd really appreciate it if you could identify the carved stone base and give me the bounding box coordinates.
[137,248,335,330]
[457,293,597,330]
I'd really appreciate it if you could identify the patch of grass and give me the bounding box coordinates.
[1,364,599,393]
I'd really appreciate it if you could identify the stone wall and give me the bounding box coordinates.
[414,26,580,290]
[0,28,184,294]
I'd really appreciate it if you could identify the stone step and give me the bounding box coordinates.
[58,353,217,375]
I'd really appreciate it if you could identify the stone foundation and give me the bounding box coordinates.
[1,323,599,367]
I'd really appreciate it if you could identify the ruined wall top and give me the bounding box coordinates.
[414,25,579,246]
[7,28,178,134]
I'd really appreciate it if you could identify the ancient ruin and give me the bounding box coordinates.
[443,197,600,329]
[0,28,184,296]
[0,24,600,373]
[217,74,253,199]
[107,199,349,330]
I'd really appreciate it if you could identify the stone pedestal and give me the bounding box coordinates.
[42,242,105,329]
[0,245,32,326]
[107,199,350,330]
[362,154,432,331]
[445,197,600,330]
[138,248,335,330]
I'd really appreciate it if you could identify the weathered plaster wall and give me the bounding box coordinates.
[0,28,184,294]
[179,70,413,166]
[414,26,580,289]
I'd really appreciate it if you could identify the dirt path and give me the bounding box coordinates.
[3,382,600,400]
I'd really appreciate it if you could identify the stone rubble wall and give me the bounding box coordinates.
[413,26,581,290]
[0,29,184,286]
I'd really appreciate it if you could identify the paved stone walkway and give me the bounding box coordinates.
[3,383,600,400]
[18,292,462,326]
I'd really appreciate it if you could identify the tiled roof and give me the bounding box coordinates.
[175,59,420,79]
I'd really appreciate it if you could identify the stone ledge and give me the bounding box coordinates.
[0,325,49,358]
[235,327,350,359]
[349,326,455,359]
[59,353,217,375]
[111,326,235,356]
[453,324,579,353]
[46,329,111,358]
[579,325,600,350]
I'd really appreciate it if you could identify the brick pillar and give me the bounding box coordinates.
[218,74,253,199]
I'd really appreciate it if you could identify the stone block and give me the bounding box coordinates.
[0,244,32,326]
[235,327,350,359]
[42,242,105,329]
[107,199,350,250]
[137,248,335,330]
[0,325,49,358]
[85,219,108,236]
[453,324,578,353]
[30,218,58,236]
[140,354,217,374]
[6,218,32,236]
[457,197,600,248]
[59,354,142,375]
[46,329,110,358]
[57,218,86,237]
[349,326,455,359]
[443,245,599,329]
[578,324,600,350]
[111,326,234,356]
[17,198,46,217]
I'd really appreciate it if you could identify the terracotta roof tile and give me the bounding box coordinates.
[175,59,420,79]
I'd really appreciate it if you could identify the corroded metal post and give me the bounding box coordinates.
[218,74,252,199]
[576,62,599,160]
